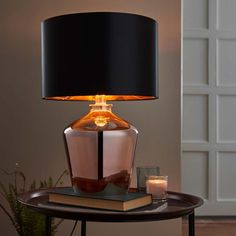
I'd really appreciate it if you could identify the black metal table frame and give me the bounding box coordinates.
[45,210,195,236]
[18,189,203,236]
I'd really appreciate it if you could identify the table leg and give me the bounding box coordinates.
[81,220,86,236]
[188,211,195,236]
[45,216,52,236]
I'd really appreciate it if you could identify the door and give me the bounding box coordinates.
[182,0,236,215]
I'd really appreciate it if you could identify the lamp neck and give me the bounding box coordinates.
[89,95,113,112]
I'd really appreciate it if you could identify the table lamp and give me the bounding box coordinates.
[41,12,158,195]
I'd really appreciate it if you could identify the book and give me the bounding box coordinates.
[135,201,168,212]
[48,187,152,211]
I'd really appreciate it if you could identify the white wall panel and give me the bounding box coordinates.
[217,95,236,143]
[182,151,209,199]
[183,0,208,29]
[217,152,236,200]
[183,95,208,142]
[184,39,208,85]
[217,0,236,30]
[183,0,236,216]
[217,39,236,86]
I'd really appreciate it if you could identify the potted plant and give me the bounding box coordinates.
[0,164,68,236]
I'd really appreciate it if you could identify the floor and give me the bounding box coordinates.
[182,217,236,236]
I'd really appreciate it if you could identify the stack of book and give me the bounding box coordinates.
[48,187,166,212]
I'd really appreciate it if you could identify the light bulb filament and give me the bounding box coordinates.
[94,116,109,127]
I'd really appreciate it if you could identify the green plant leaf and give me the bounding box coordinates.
[0,168,68,235]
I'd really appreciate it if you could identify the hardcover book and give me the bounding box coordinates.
[48,187,153,211]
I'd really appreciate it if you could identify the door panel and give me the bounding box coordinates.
[182,0,236,215]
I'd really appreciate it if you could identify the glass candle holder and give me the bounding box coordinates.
[136,166,160,192]
[146,176,168,202]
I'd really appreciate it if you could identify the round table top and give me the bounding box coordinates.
[18,187,203,222]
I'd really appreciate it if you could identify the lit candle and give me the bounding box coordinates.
[146,176,168,201]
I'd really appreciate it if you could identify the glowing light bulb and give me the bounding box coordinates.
[94,116,109,127]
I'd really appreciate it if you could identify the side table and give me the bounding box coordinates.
[18,187,203,236]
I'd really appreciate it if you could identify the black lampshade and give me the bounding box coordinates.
[41,12,158,101]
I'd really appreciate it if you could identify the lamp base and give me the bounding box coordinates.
[64,96,138,195]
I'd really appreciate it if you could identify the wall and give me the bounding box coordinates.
[0,0,181,235]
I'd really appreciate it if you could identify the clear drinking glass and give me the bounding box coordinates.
[136,166,160,192]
